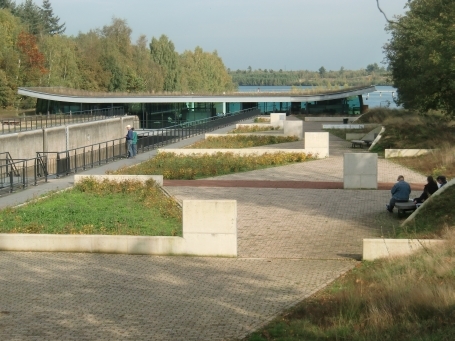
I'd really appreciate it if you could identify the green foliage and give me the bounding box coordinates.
[229,67,389,87]
[150,34,181,92]
[180,47,234,93]
[187,135,299,149]
[384,0,455,117]
[0,178,182,236]
[114,152,315,180]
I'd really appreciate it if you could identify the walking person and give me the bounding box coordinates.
[125,125,133,158]
[386,175,411,213]
[131,127,138,158]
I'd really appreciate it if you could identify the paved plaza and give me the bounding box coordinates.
[0,120,425,340]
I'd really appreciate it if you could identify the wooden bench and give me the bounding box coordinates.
[351,140,367,148]
[394,201,417,216]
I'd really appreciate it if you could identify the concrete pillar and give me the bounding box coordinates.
[343,153,378,189]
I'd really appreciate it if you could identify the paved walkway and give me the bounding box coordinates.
[0,119,425,340]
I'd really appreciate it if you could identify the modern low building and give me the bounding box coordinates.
[18,85,375,129]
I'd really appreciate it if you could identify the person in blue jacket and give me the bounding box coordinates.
[386,175,411,213]
[125,125,133,158]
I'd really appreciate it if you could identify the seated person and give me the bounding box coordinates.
[436,175,447,188]
[386,175,411,213]
[413,176,438,204]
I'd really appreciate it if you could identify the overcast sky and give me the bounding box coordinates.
[20,0,409,71]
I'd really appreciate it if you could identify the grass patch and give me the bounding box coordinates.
[186,135,299,149]
[254,117,270,123]
[0,178,182,236]
[229,125,281,133]
[113,152,315,179]
[245,234,455,341]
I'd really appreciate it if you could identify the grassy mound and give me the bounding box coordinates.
[246,236,455,341]
[357,108,455,151]
[187,135,299,148]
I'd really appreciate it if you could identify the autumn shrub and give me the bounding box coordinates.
[186,135,299,149]
[114,151,314,179]
[229,125,281,133]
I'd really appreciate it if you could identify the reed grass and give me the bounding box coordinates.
[247,230,455,341]
[113,151,314,179]
[186,135,299,149]
[229,125,281,133]
[0,178,182,236]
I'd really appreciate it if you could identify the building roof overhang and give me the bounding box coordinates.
[18,86,376,104]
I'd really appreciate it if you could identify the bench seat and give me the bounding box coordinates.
[351,140,367,148]
[395,201,417,216]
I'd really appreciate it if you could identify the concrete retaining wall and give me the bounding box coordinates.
[0,116,135,159]
[363,238,445,260]
[385,149,435,158]
[343,153,378,189]
[0,198,238,257]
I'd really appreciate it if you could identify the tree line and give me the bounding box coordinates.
[229,63,390,87]
[0,0,235,109]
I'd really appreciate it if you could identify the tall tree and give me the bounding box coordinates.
[15,0,42,35]
[150,34,181,92]
[41,0,65,35]
[383,0,455,116]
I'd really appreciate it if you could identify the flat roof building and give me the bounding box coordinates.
[18,85,375,129]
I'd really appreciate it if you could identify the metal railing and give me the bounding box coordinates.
[1,107,124,135]
[0,108,259,195]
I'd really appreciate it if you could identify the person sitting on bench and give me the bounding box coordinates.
[436,175,448,188]
[386,175,411,213]
[413,175,438,204]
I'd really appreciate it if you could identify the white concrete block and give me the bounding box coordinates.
[283,121,303,139]
[363,238,445,260]
[270,113,286,128]
[183,234,237,257]
[343,153,378,189]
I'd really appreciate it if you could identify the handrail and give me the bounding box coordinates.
[0,108,259,194]
[1,107,124,135]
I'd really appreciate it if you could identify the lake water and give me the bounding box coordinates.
[238,85,399,108]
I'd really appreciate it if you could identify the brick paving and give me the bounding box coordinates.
[0,119,423,340]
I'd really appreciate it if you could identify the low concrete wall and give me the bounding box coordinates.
[284,120,303,139]
[0,198,237,257]
[74,174,164,186]
[304,132,329,158]
[363,238,445,260]
[270,113,286,128]
[0,116,135,159]
[305,117,357,122]
[385,149,435,158]
[343,153,378,189]
[323,124,364,129]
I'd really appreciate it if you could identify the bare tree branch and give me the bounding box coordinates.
[376,0,396,24]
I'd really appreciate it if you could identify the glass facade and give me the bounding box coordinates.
[36,93,364,128]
